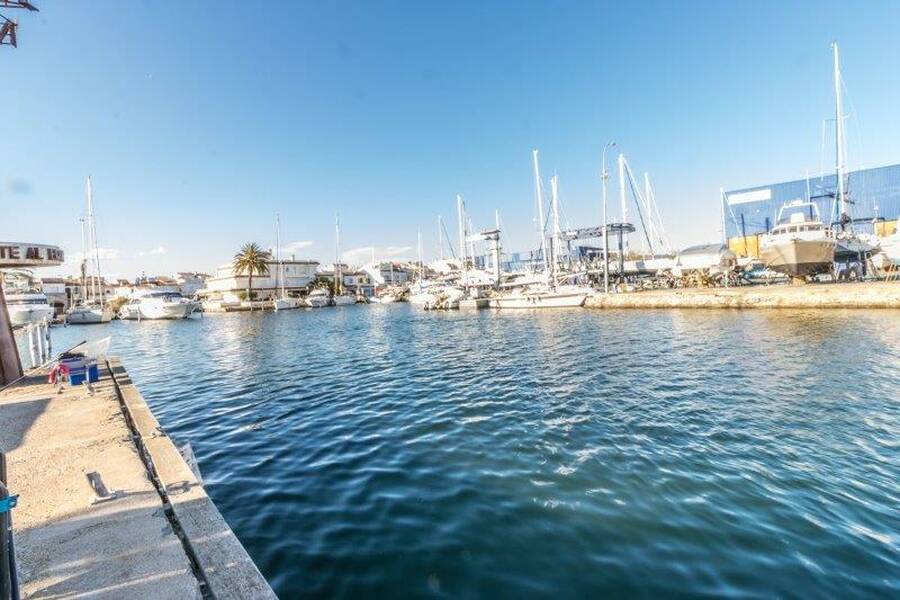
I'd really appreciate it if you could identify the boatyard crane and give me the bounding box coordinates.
[465,229,501,288]
[0,1,39,48]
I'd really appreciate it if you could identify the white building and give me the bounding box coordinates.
[361,261,414,287]
[173,272,209,296]
[200,259,319,302]
[317,265,375,297]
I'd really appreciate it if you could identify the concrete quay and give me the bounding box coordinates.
[0,359,276,599]
[585,280,900,309]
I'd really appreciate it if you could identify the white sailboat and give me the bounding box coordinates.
[67,177,114,324]
[273,213,302,311]
[492,152,592,309]
[332,215,358,306]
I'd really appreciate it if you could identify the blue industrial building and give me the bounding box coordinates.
[723,163,900,256]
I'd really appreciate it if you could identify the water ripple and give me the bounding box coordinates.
[47,306,900,598]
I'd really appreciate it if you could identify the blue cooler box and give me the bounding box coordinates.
[63,358,99,385]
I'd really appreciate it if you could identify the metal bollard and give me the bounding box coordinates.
[35,323,44,367]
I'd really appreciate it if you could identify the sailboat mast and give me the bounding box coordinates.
[532,150,548,272]
[438,216,444,261]
[417,230,423,280]
[832,42,849,228]
[275,213,285,298]
[86,176,102,304]
[456,194,467,268]
[618,154,628,256]
[335,215,342,295]
[550,175,561,288]
[79,216,87,303]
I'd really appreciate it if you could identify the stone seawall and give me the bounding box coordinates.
[585,281,900,309]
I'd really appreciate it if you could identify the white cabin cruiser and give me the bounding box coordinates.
[5,290,54,328]
[332,293,357,306]
[760,200,835,278]
[119,291,199,320]
[305,288,331,308]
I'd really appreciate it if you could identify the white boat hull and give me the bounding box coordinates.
[305,295,330,308]
[8,305,54,328]
[67,305,114,324]
[372,294,399,304]
[332,294,357,306]
[121,302,197,320]
[760,239,835,277]
[273,297,303,311]
[408,292,436,306]
[491,289,589,309]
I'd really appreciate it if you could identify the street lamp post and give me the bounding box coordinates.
[602,141,616,294]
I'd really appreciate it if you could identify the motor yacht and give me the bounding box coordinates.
[760,200,836,279]
[5,289,54,327]
[119,291,199,320]
[305,288,331,308]
[331,293,357,306]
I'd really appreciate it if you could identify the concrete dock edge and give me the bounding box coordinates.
[107,357,277,600]
[584,280,900,309]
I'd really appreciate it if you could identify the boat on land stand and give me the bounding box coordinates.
[760,200,836,279]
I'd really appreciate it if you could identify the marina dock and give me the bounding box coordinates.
[0,360,275,599]
[585,280,900,309]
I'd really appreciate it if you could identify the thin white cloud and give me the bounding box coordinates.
[342,245,414,265]
[137,246,167,257]
[66,247,120,264]
[281,240,314,255]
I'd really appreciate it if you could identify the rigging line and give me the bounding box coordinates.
[440,218,457,259]
[625,170,653,253]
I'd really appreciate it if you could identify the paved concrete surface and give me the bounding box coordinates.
[108,358,277,600]
[0,364,203,599]
[585,280,900,309]
[0,358,278,599]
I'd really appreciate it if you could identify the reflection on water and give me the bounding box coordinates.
[45,307,900,597]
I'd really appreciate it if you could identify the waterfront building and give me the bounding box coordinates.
[201,258,319,303]
[723,163,900,258]
[362,261,414,287]
[317,265,375,297]
[173,272,209,296]
[38,277,68,315]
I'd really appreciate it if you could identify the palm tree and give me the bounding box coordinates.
[233,242,270,301]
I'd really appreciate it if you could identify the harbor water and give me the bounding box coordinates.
[42,307,899,597]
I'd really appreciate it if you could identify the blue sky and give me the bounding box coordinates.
[4,0,900,278]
